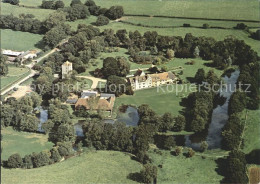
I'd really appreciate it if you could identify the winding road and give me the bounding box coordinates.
[76,75,107,89]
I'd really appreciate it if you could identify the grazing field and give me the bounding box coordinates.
[148,149,223,183]
[1,3,54,20]
[2,151,142,184]
[95,0,258,21]
[242,109,260,154]
[123,16,260,28]
[0,66,30,90]
[1,29,43,51]
[1,127,54,160]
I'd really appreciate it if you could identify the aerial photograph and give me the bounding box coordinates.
[0,0,259,183]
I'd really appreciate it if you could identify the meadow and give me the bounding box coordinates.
[242,109,260,154]
[1,127,54,160]
[2,151,142,184]
[148,149,223,183]
[1,29,43,51]
[0,66,30,90]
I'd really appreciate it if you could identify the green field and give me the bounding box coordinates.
[242,109,260,154]
[1,127,54,160]
[95,0,258,21]
[1,3,54,20]
[149,149,223,183]
[1,29,43,51]
[0,66,30,90]
[2,151,142,184]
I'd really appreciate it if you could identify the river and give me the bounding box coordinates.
[185,70,240,150]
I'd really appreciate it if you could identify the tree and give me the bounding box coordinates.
[159,112,174,132]
[140,164,157,184]
[33,151,51,168]
[43,11,67,30]
[105,75,129,97]
[173,115,186,131]
[54,0,65,9]
[166,49,175,59]
[64,4,90,21]
[7,153,23,168]
[19,115,39,132]
[85,0,96,6]
[57,142,74,157]
[194,68,205,84]
[193,46,200,58]
[70,0,82,6]
[23,154,33,169]
[0,54,8,76]
[105,6,124,20]
[49,123,75,143]
[10,0,19,5]
[95,15,109,26]
[228,91,247,115]
[102,57,130,78]
[30,92,42,108]
[1,104,15,127]
[41,0,54,9]
[50,147,61,162]
[200,141,208,152]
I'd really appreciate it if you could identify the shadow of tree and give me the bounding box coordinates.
[127,172,143,183]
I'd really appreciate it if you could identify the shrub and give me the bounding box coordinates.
[7,153,23,168]
[105,6,124,20]
[187,148,195,157]
[203,23,209,29]
[175,146,183,156]
[183,23,191,27]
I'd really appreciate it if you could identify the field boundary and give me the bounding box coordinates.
[124,14,260,23]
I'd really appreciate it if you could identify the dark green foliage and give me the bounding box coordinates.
[173,115,186,131]
[4,0,19,5]
[105,6,124,20]
[85,0,96,6]
[95,15,109,26]
[70,0,82,6]
[203,23,209,29]
[200,141,208,152]
[224,150,248,184]
[194,68,205,84]
[228,91,246,115]
[74,106,90,118]
[33,151,51,168]
[102,57,130,78]
[235,23,248,30]
[57,142,74,157]
[0,54,8,76]
[23,154,33,169]
[19,114,39,132]
[159,112,174,132]
[105,75,130,97]
[63,4,90,21]
[54,0,65,9]
[154,135,176,150]
[41,0,54,9]
[187,148,195,157]
[50,147,62,162]
[140,163,157,184]
[7,153,23,168]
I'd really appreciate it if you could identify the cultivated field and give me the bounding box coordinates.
[148,149,223,183]
[0,66,30,90]
[1,29,43,51]
[2,151,142,184]
[1,127,54,160]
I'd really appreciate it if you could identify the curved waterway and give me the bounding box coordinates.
[185,70,240,150]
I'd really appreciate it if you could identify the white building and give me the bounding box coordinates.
[62,61,73,79]
[128,69,177,90]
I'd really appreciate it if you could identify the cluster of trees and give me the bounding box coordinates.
[251,29,260,40]
[1,93,42,132]
[3,0,19,5]
[84,0,124,20]
[223,150,248,183]
[5,142,74,169]
[222,113,244,150]
[41,0,65,9]
[0,54,8,76]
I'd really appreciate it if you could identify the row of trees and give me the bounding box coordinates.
[3,0,19,5]
[41,0,65,9]
[1,93,42,132]
[5,142,74,169]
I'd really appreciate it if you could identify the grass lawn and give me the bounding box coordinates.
[1,127,54,160]
[149,149,223,183]
[1,3,54,20]
[2,151,142,184]
[66,16,98,31]
[242,109,260,154]
[1,29,43,51]
[0,66,30,90]
[95,0,258,21]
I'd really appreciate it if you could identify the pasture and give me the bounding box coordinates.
[2,151,142,184]
[149,149,223,183]
[95,0,258,21]
[242,109,260,154]
[1,29,43,51]
[1,127,54,160]
[1,2,54,20]
[0,66,30,90]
